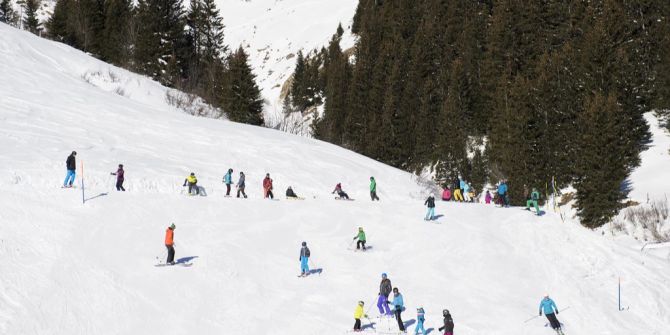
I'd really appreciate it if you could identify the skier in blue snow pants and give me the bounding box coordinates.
[415,307,426,335]
[299,242,310,276]
[63,151,77,187]
[424,195,436,221]
[378,273,392,315]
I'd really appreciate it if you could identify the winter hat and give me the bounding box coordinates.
[381,273,387,278]
[358,227,363,231]
[190,172,195,176]
[170,223,176,229]
[119,164,123,168]
[301,241,307,246]
[443,309,450,316]
[228,168,233,173]
[358,301,364,306]
[72,151,77,155]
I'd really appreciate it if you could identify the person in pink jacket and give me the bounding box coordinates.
[442,186,452,201]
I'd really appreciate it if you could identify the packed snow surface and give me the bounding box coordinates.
[1,24,669,335]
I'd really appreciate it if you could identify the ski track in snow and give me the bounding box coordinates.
[1,23,670,334]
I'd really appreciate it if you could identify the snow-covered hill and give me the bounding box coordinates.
[1,23,670,335]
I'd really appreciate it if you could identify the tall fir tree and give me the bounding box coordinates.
[23,0,40,34]
[102,0,133,66]
[223,46,264,125]
[0,0,17,25]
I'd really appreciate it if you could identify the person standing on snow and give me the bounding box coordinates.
[263,173,274,199]
[498,180,509,207]
[462,180,472,202]
[415,307,426,335]
[353,301,368,332]
[391,287,405,332]
[370,176,380,201]
[63,151,77,188]
[424,194,436,221]
[236,171,247,198]
[485,190,492,204]
[442,186,452,201]
[452,177,463,202]
[438,309,454,335]
[539,294,562,333]
[299,241,311,277]
[223,168,233,196]
[165,223,176,265]
[110,164,125,191]
[353,227,367,250]
[526,187,541,214]
[332,183,350,200]
[183,172,199,195]
[377,273,392,315]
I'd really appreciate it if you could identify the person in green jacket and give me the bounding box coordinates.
[526,187,541,215]
[353,227,367,250]
[370,176,380,201]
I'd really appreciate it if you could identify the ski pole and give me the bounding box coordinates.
[524,314,540,323]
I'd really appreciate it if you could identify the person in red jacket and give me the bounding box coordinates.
[165,223,176,265]
[263,173,274,199]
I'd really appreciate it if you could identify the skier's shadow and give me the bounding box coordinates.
[361,321,376,330]
[308,268,323,275]
[84,192,108,202]
[175,256,199,264]
[433,214,444,220]
[403,319,416,328]
[425,327,435,334]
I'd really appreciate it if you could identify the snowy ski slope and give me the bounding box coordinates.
[1,24,669,335]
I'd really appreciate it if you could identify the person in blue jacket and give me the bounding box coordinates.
[497,180,509,207]
[390,287,405,332]
[223,168,233,196]
[415,307,426,335]
[539,294,562,333]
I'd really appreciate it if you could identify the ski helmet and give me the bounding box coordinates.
[443,309,450,316]
[170,223,176,229]
[119,164,123,168]
[72,151,77,155]
[228,168,233,173]
[301,241,307,246]
[381,273,387,278]
[190,172,195,176]
[358,301,364,306]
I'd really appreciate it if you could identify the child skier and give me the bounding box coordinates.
[164,223,176,265]
[424,194,436,221]
[236,171,247,198]
[391,287,405,332]
[223,168,233,196]
[539,294,563,334]
[438,309,454,335]
[299,241,310,277]
[353,227,367,250]
[353,301,368,332]
[111,164,125,191]
[526,187,541,214]
[485,190,492,204]
[377,273,392,315]
[370,176,380,201]
[442,186,451,201]
[263,173,274,199]
[415,307,426,335]
[63,151,77,187]
[332,183,350,200]
[183,172,199,195]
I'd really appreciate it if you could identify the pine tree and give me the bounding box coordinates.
[102,0,133,65]
[0,0,17,25]
[291,51,309,111]
[47,0,73,43]
[223,46,264,125]
[23,0,40,34]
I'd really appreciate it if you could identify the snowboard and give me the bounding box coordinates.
[352,245,373,252]
[286,197,306,200]
[155,262,193,267]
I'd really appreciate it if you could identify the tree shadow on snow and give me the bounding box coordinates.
[403,319,416,328]
[84,192,108,202]
[176,256,199,264]
[619,178,633,199]
[308,268,323,275]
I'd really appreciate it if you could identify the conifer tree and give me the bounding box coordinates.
[23,0,40,34]
[223,46,264,125]
[0,0,17,25]
[47,0,71,42]
[186,0,227,100]
[102,0,133,66]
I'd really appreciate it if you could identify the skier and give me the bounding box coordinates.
[452,177,463,202]
[391,287,405,332]
[263,173,274,199]
[353,301,368,332]
[183,172,199,195]
[485,190,492,204]
[442,186,451,201]
[377,273,392,315]
[438,309,454,335]
[352,227,367,250]
[415,307,426,335]
[498,180,509,207]
[165,223,176,265]
[286,186,299,199]
[370,176,380,201]
[236,171,247,198]
[462,180,472,202]
[539,294,562,334]
[223,168,233,196]
[110,163,125,191]
[332,183,350,200]
[63,151,77,188]
[526,187,541,214]
[299,241,310,277]
[424,194,436,221]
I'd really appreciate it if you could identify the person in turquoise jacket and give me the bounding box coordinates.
[390,287,405,332]
[539,295,562,332]
[223,168,233,196]
[526,188,541,215]
[370,176,380,201]
[415,307,426,335]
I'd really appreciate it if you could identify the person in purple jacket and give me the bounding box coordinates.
[111,164,125,191]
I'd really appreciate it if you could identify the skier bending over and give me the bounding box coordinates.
[353,301,368,332]
[63,151,77,187]
[111,164,125,191]
[390,287,405,332]
[442,186,451,201]
[438,309,454,335]
[415,307,426,335]
[539,294,563,334]
[223,168,233,196]
[370,176,380,201]
[299,241,310,277]
[183,172,199,195]
[332,183,349,200]
[286,186,299,199]
[165,223,176,265]
[353,227,366,250]
[424,194,436,221]
[236,171,247,198]
[526,187,541,214]
[263,173,274,199]
[377,273,392,315]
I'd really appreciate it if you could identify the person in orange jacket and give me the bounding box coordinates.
[165,223,176,265]
[263,173,274,199]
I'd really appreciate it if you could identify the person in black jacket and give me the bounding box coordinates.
[111,164,125,191]
[424,194,436,221]
[299,242,311,277]
[286,186,298,198]
[438,309,454,335]
[63,151,77,187]
[376,273,392,315]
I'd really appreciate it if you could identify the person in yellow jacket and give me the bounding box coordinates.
[183,172,199,195]
[353,301,368,332]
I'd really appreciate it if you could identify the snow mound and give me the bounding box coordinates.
[1,23,669,335]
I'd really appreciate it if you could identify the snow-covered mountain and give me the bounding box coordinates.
[1,22,670,335]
